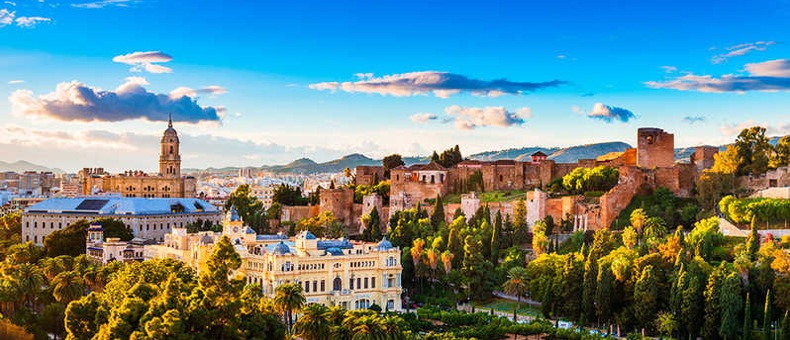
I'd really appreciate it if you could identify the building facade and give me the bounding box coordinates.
[80,118,197,198]
[22,197,222,245]
[146,207,404,311]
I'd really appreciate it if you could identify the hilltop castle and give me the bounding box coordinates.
[80,117,196,198]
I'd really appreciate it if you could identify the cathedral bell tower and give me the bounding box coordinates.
[160,114,181,178]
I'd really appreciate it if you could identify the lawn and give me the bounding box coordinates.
[439,190,528,204]
[476,298,543,318]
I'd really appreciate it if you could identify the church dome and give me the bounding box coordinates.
[376,237,393,250]
[297,230,316,240]
[272,241,290,255]
[226,205,241,222]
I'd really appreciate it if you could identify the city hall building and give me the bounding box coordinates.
[145,207,404,311]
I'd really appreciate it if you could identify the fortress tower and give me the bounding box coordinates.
[637,128,674,168]
[160,114,181,178]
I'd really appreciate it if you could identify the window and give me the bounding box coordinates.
[372,277,375,288]
[350,278,354,290]
[357,278,361,289]
[364,278,368,289]
[333,278,341,291]
[304,281,309,293]
[321,280,325,292]
[499,174,503,182]
[313,280,317,292]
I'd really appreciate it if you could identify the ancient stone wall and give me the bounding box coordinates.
[320,188,355,226]
[356,166,385,186]
[691,146,718,172]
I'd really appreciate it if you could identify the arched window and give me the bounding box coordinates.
[333,277,342,291]
[169,145,174,154]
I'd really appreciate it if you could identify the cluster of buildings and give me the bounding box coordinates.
[308,127,721,233]
[86,207,404,311]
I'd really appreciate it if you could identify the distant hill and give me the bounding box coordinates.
[184,136,790,175]
[0,160,64,174]
[468,142,632,163]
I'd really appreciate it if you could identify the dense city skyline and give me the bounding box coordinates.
[2,0,790,172]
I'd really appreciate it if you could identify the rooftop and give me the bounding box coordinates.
[24,197,219,215]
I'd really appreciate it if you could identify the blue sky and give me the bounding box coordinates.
[1,0,790,172]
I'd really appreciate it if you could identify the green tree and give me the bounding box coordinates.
[502,267,529,324]
[772,136,790,168]
[430,195,445,229]
[491,211,502,266]
[293,303,329,340]
[44,220,91,257]
[720,272,743,340]
[581,250,598,325]
[595,263,614,324]
[747,217,760,260]
[634,265,658,331]
[52,271,84,304]
[783,311,790,340]
[735,126,772,176]
[704,266,725,340]
[382,154,405,178]
[513,198,528,244]
[274,283,305,332]
[765,290,774,340]
[744,293,753,340]
[41,302,67,340]
[657,311,678,340]
[91,218,133,241]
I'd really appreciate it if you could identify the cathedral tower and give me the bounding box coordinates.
[160,114,181,178]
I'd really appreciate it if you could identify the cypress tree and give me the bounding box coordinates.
[491,211,502,266]
[764,290,773,340]
[744,293,752,340]
[747,217,760,260]
[634,265,658,332]
[581,251,598,326]
[595,263,614,324]
[541,282,553,319]
[704,267,724,340]
[720,272,743,340]
[561,255,582,321]
[782,311,790,340]
[430,195,445,229]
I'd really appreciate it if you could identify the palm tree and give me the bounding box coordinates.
[351,315,386,340]
[39,257,65,281]
[274,282,305,332]
[14,263,44,308]
[502,267,529,328]
[441,250,454,275]
[293,303,330,340]
[410,239,425,292]
[51,271,84,304]
[381,315,407,340]
[426,248,440,288]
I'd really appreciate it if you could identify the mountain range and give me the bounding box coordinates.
[0,160,64,174]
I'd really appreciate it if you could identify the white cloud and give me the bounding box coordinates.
[4,1,15,6]
[444,105,532,130]
[112,51,173,74]
[169,85,228,99]
[9,77,223,123]
[720,120,790,137]
[586,103,636,123]
[646,59,790,93]
[1,9,15,26]
[72,0,134,9]
[712,41,775,64]
[660,66,677,73]
[7,80,23,84]
[409,112,437,123]
[309,71,566,98]
[15,16,51,27]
